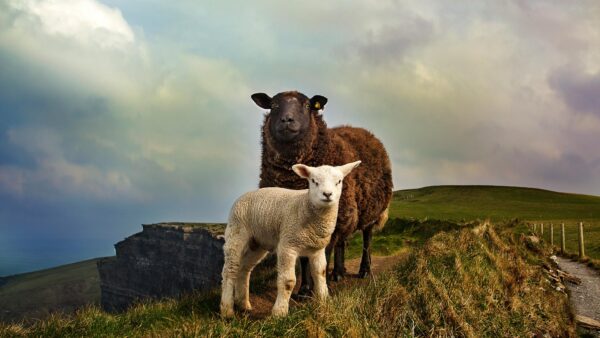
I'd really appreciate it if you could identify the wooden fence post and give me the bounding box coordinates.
[534,223,537,234]
[578,222,585,259]
[561,223,565,253]
[550,223,554,247]
[541,223,544,237]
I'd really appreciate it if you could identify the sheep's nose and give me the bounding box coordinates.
[323,192,332,199]
[280,115,294,123]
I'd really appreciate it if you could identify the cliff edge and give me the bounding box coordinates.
[97,222,225,312]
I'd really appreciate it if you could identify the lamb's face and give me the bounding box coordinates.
[251,91,328,143]
[292,161,361,209]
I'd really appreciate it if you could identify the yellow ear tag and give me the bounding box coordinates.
[314,102,321,109]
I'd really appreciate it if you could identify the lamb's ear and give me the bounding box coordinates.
[338,160,361,177]
[292,164,311,179]
[251,93,272,109]
[310,95,328,110]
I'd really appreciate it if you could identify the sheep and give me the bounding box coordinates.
[220,161,361,318]
[251,91,393,295]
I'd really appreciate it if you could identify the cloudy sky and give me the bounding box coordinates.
[1,0,599,275]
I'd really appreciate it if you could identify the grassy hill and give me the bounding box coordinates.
[390,185,600,221]
[389,185,600,260]
[0,258,102,323]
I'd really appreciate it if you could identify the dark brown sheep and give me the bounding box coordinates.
[251,91,393,291]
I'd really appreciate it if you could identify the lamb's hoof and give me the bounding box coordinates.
[358,269,371,279]
[220,305,235,318]
[271,307,288,317]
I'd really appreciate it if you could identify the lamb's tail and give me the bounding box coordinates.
[373,207,389,233]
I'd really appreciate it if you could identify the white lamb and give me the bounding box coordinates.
[220,161,361,317]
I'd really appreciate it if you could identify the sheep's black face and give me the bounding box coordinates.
[252,91,328,143]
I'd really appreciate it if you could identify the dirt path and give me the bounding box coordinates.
[247,254,406,318]
[555,256,600,332]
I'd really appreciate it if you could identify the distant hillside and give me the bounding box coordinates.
[0,258,102,323]
[390,185,600,221]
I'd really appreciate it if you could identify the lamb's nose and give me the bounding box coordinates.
[323,192,332,199]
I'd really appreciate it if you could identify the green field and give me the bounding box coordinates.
[0,258,102,323]
[387,185,600,260]
[391,185,600,221]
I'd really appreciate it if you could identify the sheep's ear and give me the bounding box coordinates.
[310,95,328,111]
[251,93,272,109]
[292,164,311,179]
[338,160,361,177]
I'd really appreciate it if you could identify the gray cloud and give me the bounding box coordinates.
[549,65,600,116]
[349,15,435,65]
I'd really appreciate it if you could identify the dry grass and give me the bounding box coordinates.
[0,221,575,337]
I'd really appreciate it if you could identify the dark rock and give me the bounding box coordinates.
[97,222,225,312]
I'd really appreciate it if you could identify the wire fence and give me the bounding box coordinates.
[530,222,589,258]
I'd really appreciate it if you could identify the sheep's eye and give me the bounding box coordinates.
[311,179,318,186]
[336,180,341,185]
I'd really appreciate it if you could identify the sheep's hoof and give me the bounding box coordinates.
[358,269,371,279]
[292,285,313,300]
[330,271,344,282]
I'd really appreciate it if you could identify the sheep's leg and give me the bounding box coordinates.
[221,224,247,318]
[296,257,313,298]
[235,246,268,311]
[331,240,346,282]
[359,209,388,278]
[272,248,298,317]
[358,228,373,278]
[309,250,328,301]
[324,232,338,279]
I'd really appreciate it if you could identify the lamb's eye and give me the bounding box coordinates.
[336,180,341,185]
[311,179,318,186]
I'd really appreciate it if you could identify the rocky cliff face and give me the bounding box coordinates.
[97,223,225,312]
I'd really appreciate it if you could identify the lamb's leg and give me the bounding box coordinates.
[309,250,328,301]
[272,248,298,317]
[296,257,313,298]
[358,228,373,278]
[235,246,268,311]
[221,224,247,318]
[331,240,346,282]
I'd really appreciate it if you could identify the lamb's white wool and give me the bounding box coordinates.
[220,161,361,318]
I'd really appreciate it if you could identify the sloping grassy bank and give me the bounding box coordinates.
[1,221,575,337]
[0,258,101,323]
[392,185,600,261]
